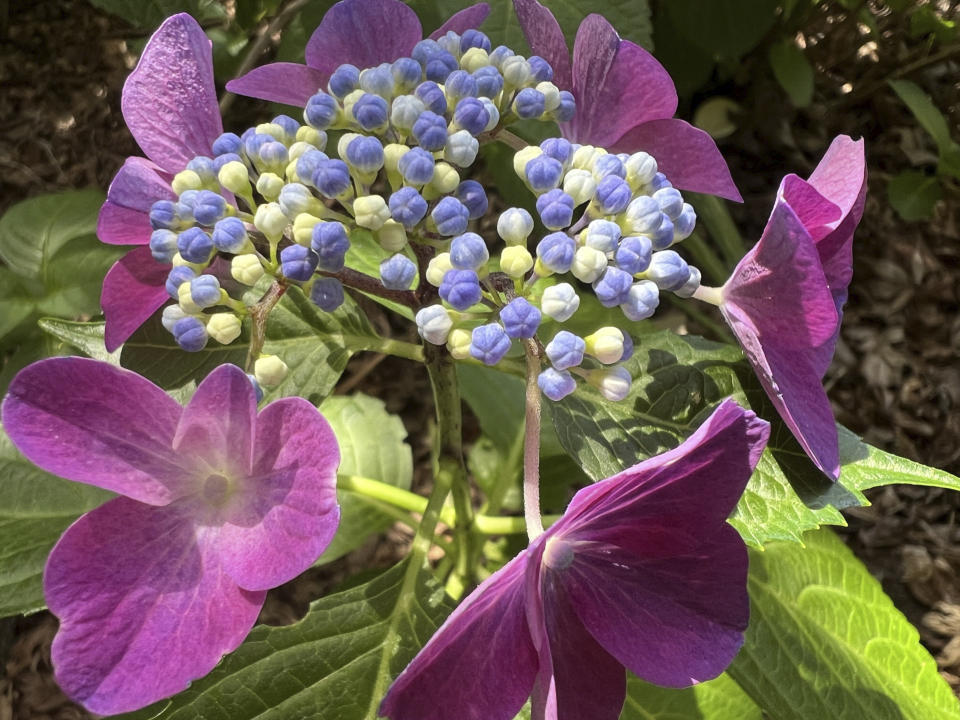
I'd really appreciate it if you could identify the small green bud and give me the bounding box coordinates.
[296,125,327,150]
[513,146,542,180]
[426,252,453,287]
[172,170,203,195]
[447,328,472,360]
[293,213,323,246]
[584,327,625,364]
[231,254,265,285]
[460,47,490,72]
[207,312,243,344]
[218,161,251,195]
[254,202,288,239]
[377,219,408,252]
[426,161,460,197]
[254,355,288,387]
[500,246,534,278]
[571,145,605,171]
[177,283,202,314]
[256,173,285,202]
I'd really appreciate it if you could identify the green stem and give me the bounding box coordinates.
[522,339,544,541]
[245,281,287,372]
[690,194,746,270]
[493,128,528,151]
[475,513,560,535]
[682,231,731,286]
[345,336,425,363]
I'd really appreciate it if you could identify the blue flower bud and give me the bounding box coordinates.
[594,176,632,215]
[212,216,249,254]
[674,266,701,298]
[380,253,417,290]
[444,130,479,167]
[389,186,429,228]
[453,97,489,136]
[470,323,512,366]
[431,196,470,236]
[620,332,634,361]
[173,316,208,352]
[277,183,317,218]
[527,55,554,82]
[212,132,242,156]
[272,114,300,140]
[450,231,489,270]
[653,187,684,219]
[536,232,576,273]
[246,372,265,403]
[312,159,352,198]
[412,39,443,64]
[345,135,385,173]
[329,64,360,99]
[593,267,634,307]
[646,250,690,291]
[500,297,541,339]
[536,189,575,230]
[538,367,576,401]
[149,200,180,230]
[525,155,564,193]
[391,57,423,92]
[649,172,672,192]
[310,276,345,311]
[497,207,534,244]
[540,138,573,167]
[165,266,195,298]
[439,268,482,310]
[436,30,461,57]
[587,366,632,401]
[304,93,339,131]
[149,229,178,263]
[190,274,221,308]
[191,190,227,226]
[555,90,576,122]
[311,221,350,271]
[177,226,213,263]
[243,132,275,160]
[460,28,492,52]
[513,88,546,119]
[649,214,675,251]
[473,66,504,98]
[398,147,435,185]
[621,280,659,321]
[415,81,448,115]
[488,45,514,68]
[161,304,188,333]
[390,95,426,130]
[673,203,696,241]
[416,304,454,344]
[256,141,289,174]
[540,282,580,321]
[614,235,653,274]
[593,154,625,180]
[186,156,216,184]
[352,93,389,130]
[412,111,448,152]
[425,50,458,82]
[625,195,663,234]
[360,63,395,98]
[455,180,488,219]
[280,243,320,281]
[213,152,244,173]
[296,148,329,185]
[446,70,478,102]
[545,330,585,370]
[584,219,621,253]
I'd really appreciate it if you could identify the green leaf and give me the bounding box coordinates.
[319,394,413,563]
[122,560,453,720]
[662,0,778,59]
[86,0,227,30]
[38,319,120,364]
[768,39,814,107]
[888,79,960,165]
[728,528,960,720]
[622,672,762,720]
[0,425,113,617]
[887,170,942,221]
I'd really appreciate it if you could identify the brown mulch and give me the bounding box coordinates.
[1,0,959,717]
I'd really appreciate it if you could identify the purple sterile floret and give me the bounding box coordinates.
[381,399,768,720]
[389,187,429,228]
[280,244,320,282]
[439,268,482,310]
[470,323,512,366]
[545,330,585,370]
[536,189,575,230]
[500,297,541,339]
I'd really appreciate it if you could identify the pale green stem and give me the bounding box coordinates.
[522,339,544,541]
[692,284,724,306]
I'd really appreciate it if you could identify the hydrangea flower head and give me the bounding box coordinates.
[1,359,341,714]
[381,399,768,720]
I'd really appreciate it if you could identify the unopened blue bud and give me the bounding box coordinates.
[625,195,663,234]
[615,235,653,274]
[150,200,180,230]
[555,90,576,122]
[278,183,317,218]
[245,373,265,403]
[312,159,352,198]
[425,50,458,82]
[593,267,634,307]
[593,154,625,180]
[329,64,360,98]
[392,57,422,92]
[345,135,385,173]
[673,203,697,241]
[527,55,554,82]
[311,221,350,271]
[280,243,320,281]
[212,132,242,156]
[415,81,447,115]
[649,215,675,250]
[272,114,300,140]
[540,282,580,321]
[161,304,188,333]
[500,297,541,339]
[212,216,249,253]
[621,280,659,321]
[412,111,448,152]
[444,130,479,167]
[453,97,489,136]
[311,276,345,311]
[540,138,573,167]
[412,39,443,64]
[646,250,690,291]
[594,176,632,215]
[416,304,453,345]
[389,186,429,228]
[191,190,227,225]
[446,70,478,102]
[470,323,512,366]
[380,253,417,290]
[674,266,701,298]
[620,332,634,361]
[584,219,621,253]
[536,232,576,273]
[257,141,289,173]
[186,156,216,184]
[455,180,488,219]
[538,367,576,401]
[352,93,389,130]
[213,152,244,173]
[488,45,514,68]
[304,92,340,130]
[649,172,672,192]
[525,155,563,193]
[536,189,575,230]
[398,147,435,185]
[177,226,213,263]
[190,274,221,308]
[432,196,470,236]
[296,148,329,184]
[391,94,426,130]
[450,231,489,270]
[545,330,585,370]
[149,229,178,263]
[460,28,492,52]
[173,316,208,352]
[439,268,482,310]
[165,266,195,298]
[436,30,461,57]
[473,66,504,98]
[513,88,546,119]
[360,63,395,98]
[653,187,684,219]
[243,132,274,160]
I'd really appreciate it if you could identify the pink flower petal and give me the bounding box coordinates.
[381,552,538,720]
[512,0,572,91]
[121,13,222,173]
[429,3,491,39]
[209,397,340,591]
[304,0,422,82]
[97,157,174,246]
[101,246,171,352]
[2,357,188,504]
[225,62,329,107]
[612,119,743,202]
[45,497,264,715]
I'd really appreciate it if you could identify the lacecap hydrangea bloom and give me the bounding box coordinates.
[382,399,769,720]
[1,359,340,714]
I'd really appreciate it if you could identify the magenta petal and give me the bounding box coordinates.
[225,62,329,107]
[304,0,422,81]
[2,358,188,504]
[121,13,221,173]
[102,247,170,352]
[209,397,340,591]
[567,16,677,147]
[612,119,743,202]
[97,157,174,246]
[45,497,264,715]
[512,0,572,91]
[430,3,491,39]
[382,552,538,720]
